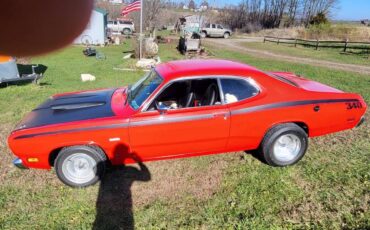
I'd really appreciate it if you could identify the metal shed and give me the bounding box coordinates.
[0,56,19,82]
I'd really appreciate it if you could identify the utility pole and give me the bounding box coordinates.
[139,0,143,59]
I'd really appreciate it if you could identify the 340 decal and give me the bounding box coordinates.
[346,101,362,110]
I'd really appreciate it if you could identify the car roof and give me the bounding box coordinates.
[155,59,265,81]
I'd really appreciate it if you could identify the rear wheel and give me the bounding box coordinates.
[261,123,308,166]
[200,31,207,38]
[55,145,107,188]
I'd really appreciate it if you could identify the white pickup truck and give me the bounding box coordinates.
[200,23,232,39]
[107,20,135,35]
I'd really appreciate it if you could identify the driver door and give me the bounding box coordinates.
[128,79,230,161]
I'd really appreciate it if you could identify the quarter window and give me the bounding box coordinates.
[220,78,259,103]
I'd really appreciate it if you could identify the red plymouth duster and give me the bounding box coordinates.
[8,60,366,187]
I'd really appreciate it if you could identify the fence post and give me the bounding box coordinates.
[315,39,319,50]
[294,39,297,47]
[277,37,280,45]
[263,36,266,43]
[343,39,348,52]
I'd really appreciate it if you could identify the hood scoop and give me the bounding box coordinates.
[51,102,105,110]
[17,88,116,129]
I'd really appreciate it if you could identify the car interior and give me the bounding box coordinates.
[148,79,221,111]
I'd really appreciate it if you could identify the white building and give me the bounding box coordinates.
[74,8,108,45]
[108,0,123,3]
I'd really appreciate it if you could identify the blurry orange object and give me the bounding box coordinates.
[0,56,13,63]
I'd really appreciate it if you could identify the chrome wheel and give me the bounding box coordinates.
[273,134,301,162]
[61,153,97,184]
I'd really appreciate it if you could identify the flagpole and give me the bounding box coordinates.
[139,0,143,60]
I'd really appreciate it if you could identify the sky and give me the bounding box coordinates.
[332,0,370,20]
[194,0,370,21]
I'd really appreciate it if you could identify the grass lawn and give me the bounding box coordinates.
[241,41,370,66]
[0,38,369,229]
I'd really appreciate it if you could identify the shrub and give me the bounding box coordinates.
[309,12,329,25]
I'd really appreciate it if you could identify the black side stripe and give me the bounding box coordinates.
[14,114,215,140]
[231,99,358,115]
[14,98,358,140]
[14,123,129,140]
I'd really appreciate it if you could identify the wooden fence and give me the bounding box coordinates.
[263,36,370,54]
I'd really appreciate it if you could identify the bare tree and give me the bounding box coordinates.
[95,1,123,20]
[128,0,163,32]
[301,0,338,26]
[144,0,163,31]
[285,0,299,27]
[218,0,338,32]
[188,0,196,10]
[219,1,249,30]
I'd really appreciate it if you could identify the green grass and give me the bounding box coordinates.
[0,39,369,229]
[241,42,370,66]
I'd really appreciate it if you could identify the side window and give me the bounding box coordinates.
[220,78,259,104]
[211,24,216,28]
[217,25,223,29]
[113,21,117,25]
[148,78,221,111]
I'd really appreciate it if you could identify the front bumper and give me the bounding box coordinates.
[356,116,365,127]
[13,158,28,169]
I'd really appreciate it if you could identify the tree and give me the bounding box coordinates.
[188,0,196,10]
[285,0,299,27]
[301,0,338,26]
[200,0,209,8]
[309,12,329,25]
[218,0,339,31]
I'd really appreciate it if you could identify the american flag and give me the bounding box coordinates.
[121,0,141,15]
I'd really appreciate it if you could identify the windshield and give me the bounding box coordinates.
[129,70,163,109]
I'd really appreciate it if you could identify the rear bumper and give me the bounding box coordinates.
[356,116,365,127]
[13,158,28,169]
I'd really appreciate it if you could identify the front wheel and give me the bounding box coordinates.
[261,123,308,167]
[122,28,131,35]
[55,145,107,187]
[200,31,207,38]
[223,32,230,39]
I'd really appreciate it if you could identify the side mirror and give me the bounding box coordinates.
[156,101,168,114]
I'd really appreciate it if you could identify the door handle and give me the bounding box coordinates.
[213,112,228,120]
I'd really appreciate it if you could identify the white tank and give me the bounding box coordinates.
[0,56,19,81]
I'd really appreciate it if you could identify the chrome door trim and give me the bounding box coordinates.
[130,113,215,127]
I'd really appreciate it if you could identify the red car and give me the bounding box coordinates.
[8,60,366,187]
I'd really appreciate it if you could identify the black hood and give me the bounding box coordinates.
[17,88,116,130]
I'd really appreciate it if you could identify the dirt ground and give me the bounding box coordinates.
[204,38,370,75]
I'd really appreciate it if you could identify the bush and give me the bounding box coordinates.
[309,12,329,25]
[240,22,263,33]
